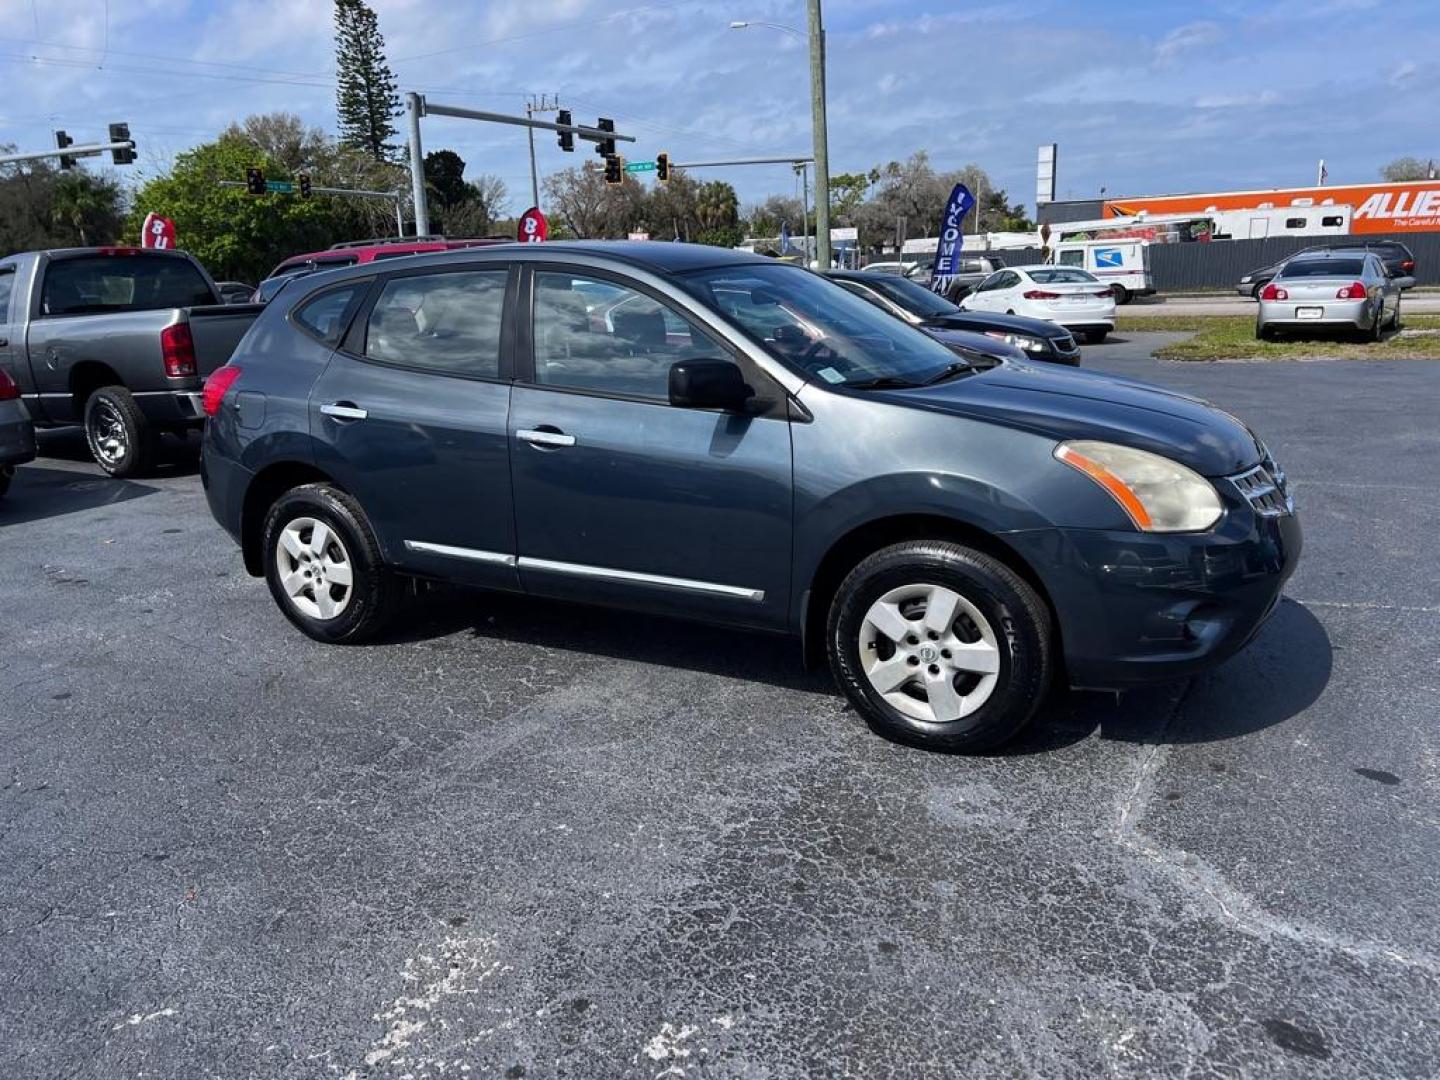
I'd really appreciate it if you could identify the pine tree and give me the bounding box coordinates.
[334,0,401,162]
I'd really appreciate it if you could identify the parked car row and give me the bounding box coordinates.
[200,241,1300,754]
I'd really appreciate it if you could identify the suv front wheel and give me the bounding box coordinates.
[827,541,1052,752]
[261,483,401,643]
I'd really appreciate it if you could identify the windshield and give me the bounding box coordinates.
[858,274,961,318]
[1280,258,1364,278]
[41,255,215,316]
[1026,267,1098,284]
[681,264,971,389]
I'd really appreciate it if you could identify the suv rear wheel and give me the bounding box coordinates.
[261,483,401,643]
[827,541,1052,752]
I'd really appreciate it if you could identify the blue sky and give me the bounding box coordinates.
[1,0,1436,218]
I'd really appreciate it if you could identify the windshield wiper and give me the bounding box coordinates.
[920,361,975,385]
[843,375,922,390]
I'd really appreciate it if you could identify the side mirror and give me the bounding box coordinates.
[668,358,752,411]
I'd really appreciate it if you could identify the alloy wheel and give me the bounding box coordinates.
[89,399,128,467]
[275,516,355,620]
[858,583,1001,724]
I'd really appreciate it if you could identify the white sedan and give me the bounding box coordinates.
[959,265,1116,343]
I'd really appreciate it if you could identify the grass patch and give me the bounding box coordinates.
[1113,314,1440,361]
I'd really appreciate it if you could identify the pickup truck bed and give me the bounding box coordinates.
[0,248,261,476]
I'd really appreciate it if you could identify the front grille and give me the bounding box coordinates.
[1053,334,1078,354]
[1230,455,1293,517]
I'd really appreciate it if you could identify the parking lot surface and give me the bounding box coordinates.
[2,333,1437,1078]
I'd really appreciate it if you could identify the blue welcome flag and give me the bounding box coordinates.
[929,183,976,293]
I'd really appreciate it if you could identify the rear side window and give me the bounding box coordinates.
[0,267,14,321]
[41,255,214,316]
[1058,250,1084,267]
[1285,218,1306,229]
[293,284,364,345]
[363,270,507,378]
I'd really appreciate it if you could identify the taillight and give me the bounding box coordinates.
[1336,281,1367,300]
[202,366,242,416]
[1402,259,1415,272]
[161,323,198,378]
[1023,289,1061,300]
[1260,283,1288,301]
[0,369,18,402]
[1094,290,1114,299]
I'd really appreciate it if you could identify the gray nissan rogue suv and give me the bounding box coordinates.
[201,243,1300,752]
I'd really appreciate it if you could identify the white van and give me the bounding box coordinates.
[1050,239,1154,304]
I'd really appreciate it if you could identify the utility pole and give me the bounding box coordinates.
[795,162,810,260]
[808,0,832,269]
[524,94,560,209]
[406,91,428,237]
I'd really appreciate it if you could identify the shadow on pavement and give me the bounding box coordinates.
[390,588,1332,753]
[1008,597,1332,754]
[33,427,201,478]
[0,464,159,528]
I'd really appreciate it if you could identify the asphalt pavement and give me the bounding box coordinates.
[2,335,1437,1078]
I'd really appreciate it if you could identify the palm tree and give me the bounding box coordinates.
[51,172,120,247]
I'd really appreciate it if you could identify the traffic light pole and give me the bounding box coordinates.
[404,91,635,236]
[0,140,136,167]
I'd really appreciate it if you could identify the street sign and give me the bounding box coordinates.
[627,231,650,241]
[623,160,656,173]
[265,180,295,194]
[830,226,858,242]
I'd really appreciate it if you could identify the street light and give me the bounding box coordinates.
[730,2,832,268]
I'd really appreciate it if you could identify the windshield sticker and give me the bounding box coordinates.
[817,367,846,384]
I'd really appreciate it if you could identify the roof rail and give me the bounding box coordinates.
[328,235,449,250]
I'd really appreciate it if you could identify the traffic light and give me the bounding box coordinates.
[54,131,75,170]
[298,173,312,199]
[556,109,574,152]
[245,167,265,196]
[604,154,623,186]
[108,122,135,165]
[656,152,670,183]
[595,117,615,158]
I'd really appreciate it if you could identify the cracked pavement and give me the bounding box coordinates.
[1,334,1437,1078]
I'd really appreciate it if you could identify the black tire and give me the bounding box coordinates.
[827,541,1052,753]
[1084,329,1108,345]
[261,483,402,644]
[83,386,156,478]
[1257,323,1275,342]
[1251,281,1266,300]
[0,466,11,501]
[1111,284,1130,305]
[1367,305,1383,343]
[1390,299,1401,330]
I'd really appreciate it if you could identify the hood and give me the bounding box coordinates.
[881,361,1262,477]
[921,327,1025,363]
[923,310,1071,340]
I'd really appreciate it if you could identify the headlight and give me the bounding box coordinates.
[1240,275,1252,284]
[984,331,1048,353]
[1055,440,1223,532]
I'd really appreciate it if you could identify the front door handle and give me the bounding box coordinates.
[320,402,368,421]
[517,428,576,449]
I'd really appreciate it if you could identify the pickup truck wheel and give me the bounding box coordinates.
[83,386,156,478]
[827,541,1052,753]
[261,484,401,644]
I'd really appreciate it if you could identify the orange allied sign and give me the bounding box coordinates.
[1106,180,1440,234]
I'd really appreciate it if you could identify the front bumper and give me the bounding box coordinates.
[1258,297,1373,330]
[1007,499,1302,689]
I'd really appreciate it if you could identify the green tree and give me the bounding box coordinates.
[692,180,741,248]
[0,155,125,255]
[828,171,871,223]
[128,136,355,282]
[334,0,401,162]
[424,150,470,210]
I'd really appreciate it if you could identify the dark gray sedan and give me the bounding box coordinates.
[201,243,1299,753]
[0,367,37,500]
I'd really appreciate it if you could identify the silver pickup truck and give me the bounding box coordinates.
[0,247,261,476]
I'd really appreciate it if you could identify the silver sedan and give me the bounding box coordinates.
[1256,252,1400,341]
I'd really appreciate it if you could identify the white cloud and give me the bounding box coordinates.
[1154,21,1222,66]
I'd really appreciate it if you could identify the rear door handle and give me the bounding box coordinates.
[517,428,576,448]
[320,402,368,421]
[0,338,8,348]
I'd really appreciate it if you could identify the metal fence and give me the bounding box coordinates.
[1148,231,1440,291]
